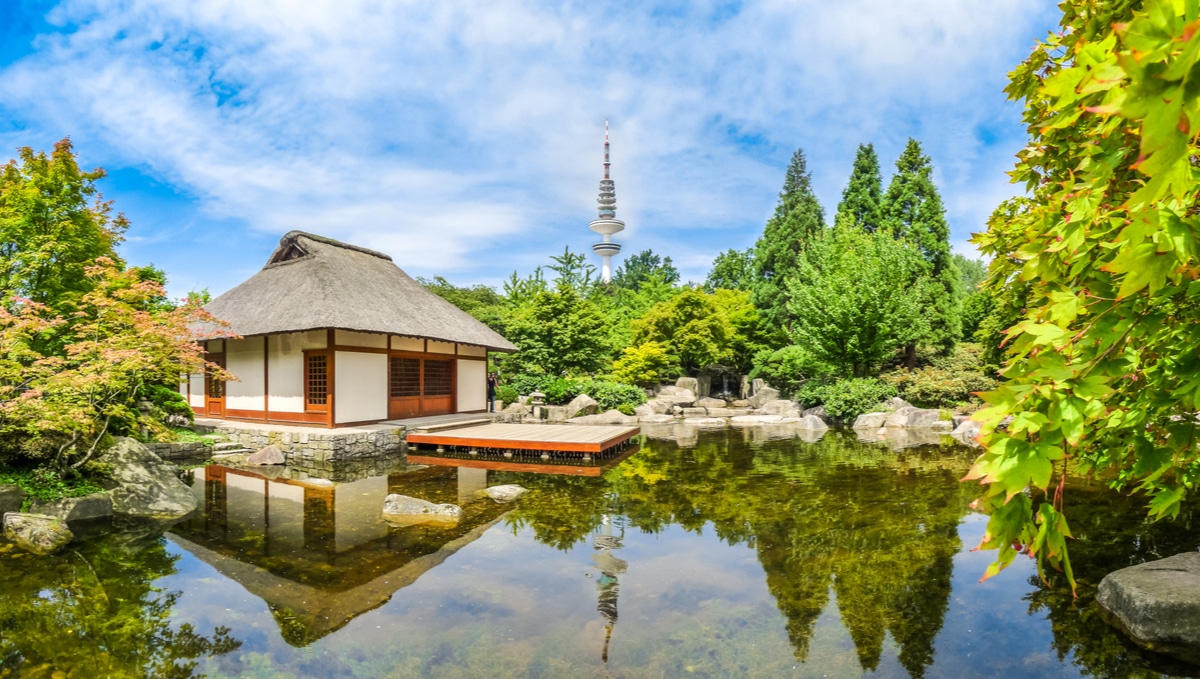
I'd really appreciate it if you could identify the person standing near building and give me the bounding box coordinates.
[487,372,498,412]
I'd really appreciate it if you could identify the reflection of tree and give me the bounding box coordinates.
[502,429,973,677]
[0,526,240,678]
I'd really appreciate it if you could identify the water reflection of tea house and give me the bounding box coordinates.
[171,461,509,646]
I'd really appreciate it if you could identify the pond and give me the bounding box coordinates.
[1,426,1197,678]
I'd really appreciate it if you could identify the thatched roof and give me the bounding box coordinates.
[203,231,517,351]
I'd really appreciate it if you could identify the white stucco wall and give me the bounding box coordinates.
[334,351,387,423]
[188,374,205,407]
[456,359,487,412]
[391,336,423,352]
[428,339,455,354]
[267,330,326,413]
[225,338,265,411]
[335,329,387,349]
[457,344,487,357]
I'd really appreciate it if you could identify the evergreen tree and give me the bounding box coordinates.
[704,248,752,292]
[611,249,679,291]
[750,148,825,340]
[835,143,884,232]
[882,138,962,359]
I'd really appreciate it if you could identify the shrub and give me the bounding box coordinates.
[498,375,646,413]
[616,403,637,416]
[505,374,544,396]
[613,341,678,387]
[578,379,646,412]
[881,366,997,409]
[750,345,823,398]
[802,377,897,420]
[496,385,518,405]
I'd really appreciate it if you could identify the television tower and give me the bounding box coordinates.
[589,120,624,283]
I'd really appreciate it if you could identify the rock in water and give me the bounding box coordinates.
[675,377,700,394]
[795,415,829,431]
[1097,552,1200,664]
[951,419,983,448]
[747,387,780,409]
[483,485,528,503]
[382,494,462,526]
[760,399,795,416]
[102,437,199,520]
[3,513,73,555]
[853,412,890,429]
[566,394,600,419]
[29,493,113,521]
[247,444,286,465]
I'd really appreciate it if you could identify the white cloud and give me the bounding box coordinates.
[0,0,1056,294]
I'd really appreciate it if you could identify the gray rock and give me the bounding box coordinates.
[782,408,803,419]
[731,399,751,408]
[101,437,199,520]
[0,485,25,516]
[247,444,285,465]
[804,405,831,423]
[566,394,600,419]
[695,374,711,399]
[1097,552,1200,664]
[646,399,674,415]
[751,378,765,395]
[660,389,696,407]
[681,407,707,418]
[952,419,983,447]
[696,397,727,409]
[29,492,113,522]
[885,406,947,429]
[545,405,568,423]
[3,513,73,555]
[568,410,639,425]
[795,415,829,431]
[676,377,700,394]
[483,485,528,503]
[634,404,656,418]
[760,399,795,416]
[705,407,735,418]
[683,417,729,427]
[887,397,914,410]
[382,493,462,525]
[638,414,676,424]
[854,412,890,429]
[730,414,784,425]
[747,386,780,409]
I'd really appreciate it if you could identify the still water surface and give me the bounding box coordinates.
[1,426,1197,678]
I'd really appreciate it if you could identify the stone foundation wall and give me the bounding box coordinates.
[144,441,213,461]
[210,425,404,462]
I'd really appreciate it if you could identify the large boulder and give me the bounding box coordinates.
[885,406,950,429]
[545,406,568,423]
[730,414,784,425]
[29,492,113,522]
[794,415,829,431]
[0,485,25,516]
[696,397,727,410]
[568,410,638,425]
[682,417,728,427]
[3,513,73,555]
[760,400,795,416]
[748,387,780,409]
[566,394,600,419]
[101,437,199,520]
[680,407,707,418]
[482,485,528,503]
[246,444,285,466]
[657,388,697,407]
[645,399,674,415]
[853,412,890,429]
[382,494,462,526]
[638,414,676,424]
[804,405,831,424]
[887,397,914,410]
[675,377,700,394]
[1097,552,1200,664]
[633,403,656,418]
[951,419,983,447]
[705,407,736,418]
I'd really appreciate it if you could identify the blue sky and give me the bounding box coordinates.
[0,0,1061,298]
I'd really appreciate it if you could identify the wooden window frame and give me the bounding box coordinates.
[304,350,330,413]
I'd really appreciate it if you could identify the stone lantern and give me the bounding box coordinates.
[529,391,546,420]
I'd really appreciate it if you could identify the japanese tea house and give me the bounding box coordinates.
[184,231,517,427]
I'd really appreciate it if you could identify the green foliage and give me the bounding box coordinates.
[0,465,106,506]
[612,249,679,291]
[882,138,962,355]
[882,367,997,409]
[705,248,753,292]
[498,282,609,377]
[953,254,987,292]
[496,384,518,405]
[0,138,126,322]
[750,345,820,398]
[500,374,646,412]
[751,148,826,341]
[632,289,734,373]
[836,143,884,232]
[796,377,897,422]
[613,341,679,387]
[139,383,194,424]
[545,246,597,294]
[419,275,507,334]
[967,0,1200,589]
[959,289,994,340]
[616,402,637,416]
[787,220,927,378]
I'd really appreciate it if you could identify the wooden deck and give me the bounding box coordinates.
[405,423,641,456]
[407,446,639,477]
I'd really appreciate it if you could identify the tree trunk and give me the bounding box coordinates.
[905,343,917,369]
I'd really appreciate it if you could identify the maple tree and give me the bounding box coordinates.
[968,0,1200,589]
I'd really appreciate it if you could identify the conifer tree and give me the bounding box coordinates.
[750,148,825,340]
[882,138,961,359]
[836,144,884,232]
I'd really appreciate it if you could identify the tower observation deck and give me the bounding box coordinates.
[589,120,624,283]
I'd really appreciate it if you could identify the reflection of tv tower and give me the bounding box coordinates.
[589,120,625,284]
[593,514,627,666]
